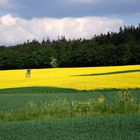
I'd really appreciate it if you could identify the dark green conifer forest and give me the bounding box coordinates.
[0,25,140,70]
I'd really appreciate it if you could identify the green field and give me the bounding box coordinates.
[0,114,139,140]
[0,87,140,140]
[0,13,140,140]
[0,87,140,112]
[0,64,140,140]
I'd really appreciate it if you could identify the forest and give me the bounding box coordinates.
[0,25,140,70]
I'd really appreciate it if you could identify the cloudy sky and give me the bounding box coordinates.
[0,0,140,45]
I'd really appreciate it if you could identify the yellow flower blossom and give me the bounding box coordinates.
[0,65,140,90]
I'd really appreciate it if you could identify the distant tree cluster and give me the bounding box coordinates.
[0,25,140,70]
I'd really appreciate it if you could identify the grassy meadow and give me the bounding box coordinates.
[0,65,140,140]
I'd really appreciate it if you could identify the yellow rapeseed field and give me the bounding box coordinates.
[0,65,140,90]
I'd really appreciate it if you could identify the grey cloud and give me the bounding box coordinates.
[2,0,140,19]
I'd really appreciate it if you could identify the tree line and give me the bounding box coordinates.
[0,25,140,70]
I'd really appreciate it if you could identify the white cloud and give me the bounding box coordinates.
[0,14,124,45]
[0,14,16,25]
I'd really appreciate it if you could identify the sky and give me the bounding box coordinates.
[0,0,140,45]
